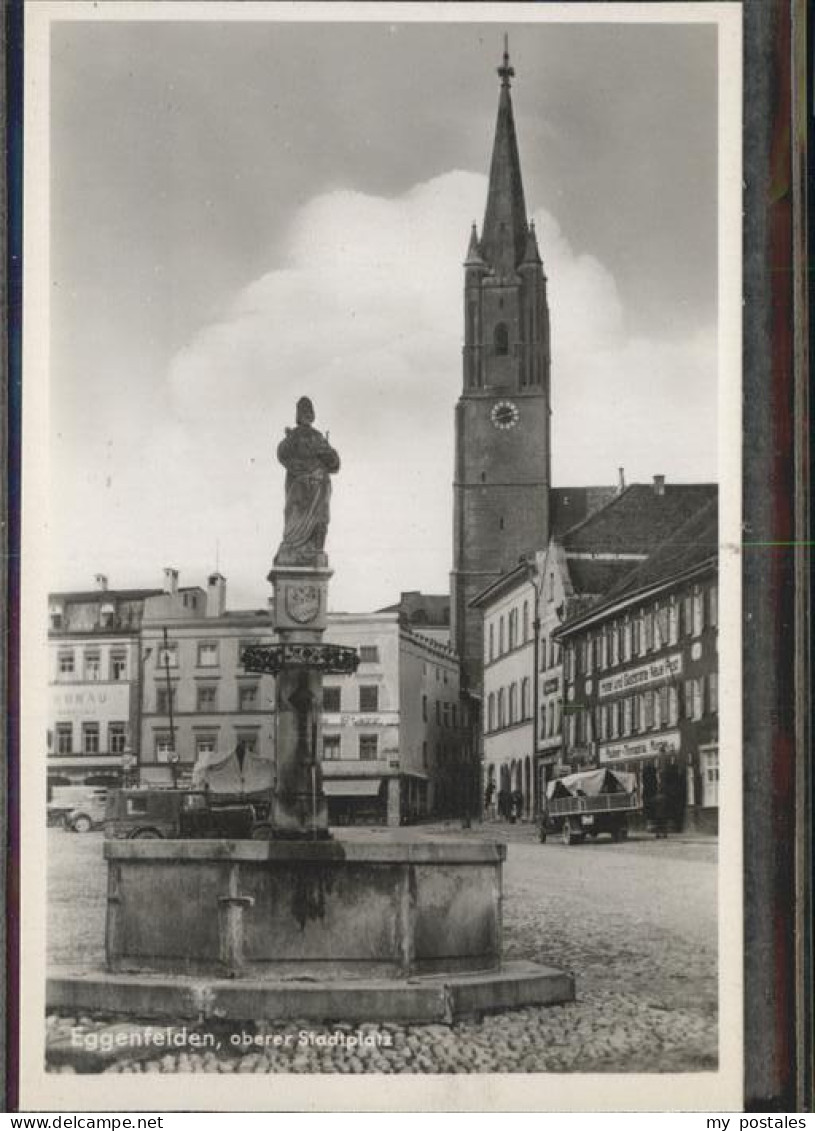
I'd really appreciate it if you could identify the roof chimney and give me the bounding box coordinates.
[163,567,179,595]
[653,474,666,497]
[95,573,108,592]
[206,572,226,618]
[618,467,625,494]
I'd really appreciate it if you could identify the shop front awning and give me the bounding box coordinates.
[323,779,382,798]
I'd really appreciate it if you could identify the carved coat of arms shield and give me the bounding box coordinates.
[285,584,321,624]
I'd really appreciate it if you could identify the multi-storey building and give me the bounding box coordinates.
[47,572,204,791]
[139,572,276,786]
[322,613,462,826]
[473,479,718,822]
[555,499,719,831]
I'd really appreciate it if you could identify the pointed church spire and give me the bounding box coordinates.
[521,220,543,266]
[480,37,528,276]
[465,222,485,266]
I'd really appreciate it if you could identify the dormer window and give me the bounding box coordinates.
[49,607,64,631]
[494,322,509,356]
[100,603,115,628]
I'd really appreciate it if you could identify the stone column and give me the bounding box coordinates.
[268,564,332,838]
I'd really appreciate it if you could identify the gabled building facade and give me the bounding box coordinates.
[555,499,719,831]
[47,570,205,791]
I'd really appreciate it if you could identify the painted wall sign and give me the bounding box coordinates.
[599,730,681,763]
[51,683,131,720]
[598,653,683,699]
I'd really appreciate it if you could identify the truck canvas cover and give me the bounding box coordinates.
[547,768,637,801]
[191,748,275,795]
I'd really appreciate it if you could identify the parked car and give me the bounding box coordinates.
[65,790,109,833]
[539,768,639,845]
[104,787,269,840]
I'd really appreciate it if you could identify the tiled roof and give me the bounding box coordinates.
[377,591,451,627]
[604,497,719,602]
[550,486,619,537]
[566,559,638,598]
[562,483,718,555]
[49,588,165,603]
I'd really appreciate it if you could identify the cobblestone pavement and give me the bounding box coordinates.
[47,823,717,1074]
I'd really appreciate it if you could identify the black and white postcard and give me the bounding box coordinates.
[19,1,743,1111]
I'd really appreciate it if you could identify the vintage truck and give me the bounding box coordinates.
[539,767,639,845]
[105,747,275,840]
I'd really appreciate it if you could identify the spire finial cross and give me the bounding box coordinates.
[497,33,514,88]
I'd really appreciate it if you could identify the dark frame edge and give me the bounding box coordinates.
[743,0,811,1112]
[4,0,23,1114]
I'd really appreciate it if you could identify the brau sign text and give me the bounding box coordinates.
[598,653,683,699]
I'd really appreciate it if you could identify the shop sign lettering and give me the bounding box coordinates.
[598,654,683,699]
[599,730,681,763]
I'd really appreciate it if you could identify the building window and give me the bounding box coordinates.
[155,733,175,761]
[555,703,561,735]
[359,645,379,663]
[521,678,530,719]
[156,686,176,715]
[691,678,704,720]
[654,607,669,650]
[643,612,654,652]
[632,695,641,732]
[56,723,73,754]
[323,734,341,760]
[58,650,75,677]
[422,694,428,722]
[100,603,115,628]
[682,594,693,636]
[668,686,679,726]
[708,673,718,714]
[692,588,705,636]
[702,749,719,807]
[632,617,642,656]
[522,601,530,642]
[236,735,258,755]
[239,684,259,712]
[435,701,441,726]
[709,584,719,628]
[157,644,178,669]
[656,686,668,729]
[198,642,219,668]
[620,621,630,663]
[494,322,509,355]
[359,734,378,761]
[540,635,547,671]
[497,689,505,729]
[489,623,495,662]
[197,685,218,712]
[539,703,547,739]
[488,693,496,732]
[508,683,517,725]
[623,697,633,736]
[196,735,217,759]
[108,722,127,754]
[499,616,505,655]
[110,651,128,681]
[84,651,101,681]
[323,686,341,713]
[668,602,679,645]
[82,723,100,755]
[50,608,64,630]
[643,690,655,729]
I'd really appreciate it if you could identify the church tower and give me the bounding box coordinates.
[451,41,551,691]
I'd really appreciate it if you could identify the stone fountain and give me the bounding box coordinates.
[48,399,574,1024]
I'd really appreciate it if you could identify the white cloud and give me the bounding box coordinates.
[50,170,716,611]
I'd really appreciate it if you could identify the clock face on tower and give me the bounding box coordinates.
[490,400,520,430]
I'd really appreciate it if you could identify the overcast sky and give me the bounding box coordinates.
[48,12,719,613]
